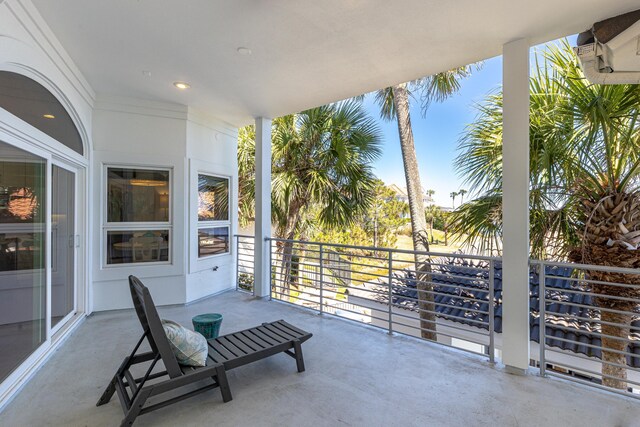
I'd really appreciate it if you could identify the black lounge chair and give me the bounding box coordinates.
[97,275,312,426]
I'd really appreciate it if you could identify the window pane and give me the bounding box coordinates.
[0,141,46,384]
[107,168,169,222]
[0,71,83,155]
[198,227,229,257]
[106,230,169,264]
[198,175,229,221]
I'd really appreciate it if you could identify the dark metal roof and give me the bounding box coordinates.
[390,260,640,366]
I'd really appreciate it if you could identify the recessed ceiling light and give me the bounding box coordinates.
[43,114,55,119]
[142,70,152,77]
[237,47,252,55]
[173,81,191,90]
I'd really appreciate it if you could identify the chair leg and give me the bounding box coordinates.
[215,365,233,402]
[293,340,305,373]
[97,376,118,406]
[120,388,152,427]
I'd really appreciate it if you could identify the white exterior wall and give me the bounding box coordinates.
[90,97,188,310]
[91,99,239,310]
[185,110,238,302]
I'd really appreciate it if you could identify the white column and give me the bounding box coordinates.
[254,117,272,298]
[502,38,530,374]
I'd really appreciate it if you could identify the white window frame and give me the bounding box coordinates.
[196,172,231,260]
[102,164,173,268]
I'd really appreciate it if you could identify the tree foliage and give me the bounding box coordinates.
[238,100,383,240]
[312,180,408,250]
[450,40,640,259]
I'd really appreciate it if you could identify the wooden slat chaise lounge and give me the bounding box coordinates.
[97,275,312,426]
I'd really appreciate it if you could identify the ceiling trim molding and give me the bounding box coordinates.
[94,94,189,121]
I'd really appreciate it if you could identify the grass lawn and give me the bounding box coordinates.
[396,231,462,254]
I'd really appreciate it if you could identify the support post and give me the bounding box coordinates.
[388,250,393,335]
[254,117,272,298]
[502,38,531,375]
[319,243,324,314]
[235,235,240,291]
[538,262,546,377]
[488,259,495,363]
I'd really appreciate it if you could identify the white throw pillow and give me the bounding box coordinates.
[162,319,208,367]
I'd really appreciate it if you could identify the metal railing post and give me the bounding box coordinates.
[319,243,324,315]
[235,235,240,291]
[539,261,546,377]
[267,237,272,300]
[488,259,495,363]
[388,249,393,335]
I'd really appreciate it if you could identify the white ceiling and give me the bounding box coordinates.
[31,0,640,127]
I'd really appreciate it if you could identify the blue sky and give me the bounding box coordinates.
[366,35,577,207]
[362,55,503,207]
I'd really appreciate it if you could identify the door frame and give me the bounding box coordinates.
[0,110,89,407]
[49,159,81,337]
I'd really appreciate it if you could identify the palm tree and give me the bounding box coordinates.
[451,40,640,389]
[373,67,479,339]
[450,191,458,209]
[238,100,382,294]
[426,189,436,204]
[424,204,441,242]
[458,189,467,204]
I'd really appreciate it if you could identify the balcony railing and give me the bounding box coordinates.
[235,235,640,399]
[236,234,498,361]
[235,235,255,293]
[531,259,640,398]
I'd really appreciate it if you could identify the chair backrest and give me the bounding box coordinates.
[130,236,163,262]
[128,275,183,378]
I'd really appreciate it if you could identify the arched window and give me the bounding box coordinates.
[0,71,83,155]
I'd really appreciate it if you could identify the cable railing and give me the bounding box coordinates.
[531,259,640,399]
[266,236,498,361]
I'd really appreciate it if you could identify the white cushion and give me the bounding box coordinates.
[162,319,208,367]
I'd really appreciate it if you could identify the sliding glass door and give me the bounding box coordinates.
[51,164,76,330]
[0,142,46,383]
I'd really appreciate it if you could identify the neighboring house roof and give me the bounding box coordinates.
[387,183,435,204]
[389,261,640,367]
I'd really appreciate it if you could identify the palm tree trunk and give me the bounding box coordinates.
[569,193,640,390]
[444,219,449,247]
[392,83,436,340]
[278,202,303,297]
[429,219,434,243]
[599,308,631,389]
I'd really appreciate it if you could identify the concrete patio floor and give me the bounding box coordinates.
[2,290,640,427]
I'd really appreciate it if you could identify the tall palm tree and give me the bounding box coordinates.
[451,40,640,389]
[424,204,441,242]
[426,189,436,203]
[458,189,467,204]
[373,66,479,339]
[450,191,458,209]
[238,100,382,294]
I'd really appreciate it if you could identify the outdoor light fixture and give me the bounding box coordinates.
[43,114,55,119]
[173,81,191,90]
[236,47,252,55]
